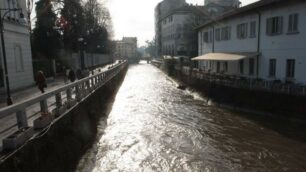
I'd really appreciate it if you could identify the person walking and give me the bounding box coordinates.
[36,71,47,93]
[68,69,76,82]
[76,69,83,80]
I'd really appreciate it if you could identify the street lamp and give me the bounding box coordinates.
[78,37,85,70]
[0,8,27,106]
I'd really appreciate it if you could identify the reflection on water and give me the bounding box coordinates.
[77,62,306,172]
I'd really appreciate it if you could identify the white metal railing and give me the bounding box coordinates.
[0,61,127,142]
[151,60,162,67]
[179,66,306,97]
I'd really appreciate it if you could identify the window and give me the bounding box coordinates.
[14,45,24,72]
[215,28,221,41]
[286,59,295,78]
[249,58,255,75]
[223,62,228,72]
[221,26,231,41]
[208,30,213,43]
[217,62,220,73]
[237,23,248,39]
[269,59,276,77]
[239,60,244,74]
[288,13,299,33]
[266,16,283,35]
[203,32,209,43]
[6,0,19,19]
[168,16,173,22]
[250,21,256,38]
[209,61,213,69]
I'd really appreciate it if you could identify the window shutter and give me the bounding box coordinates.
[228,26,231,40]
[278,16,283,34]
[245,24,248,38]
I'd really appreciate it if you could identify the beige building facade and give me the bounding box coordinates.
[114,37,138,61]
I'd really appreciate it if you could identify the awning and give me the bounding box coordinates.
[192,52,259,61]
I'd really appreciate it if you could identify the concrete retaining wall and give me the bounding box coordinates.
[160,64,306,121]
[0,66,127,172]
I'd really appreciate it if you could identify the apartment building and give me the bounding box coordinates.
[155,0,240,58]
[194,0,306,84]
[114,37,138,61]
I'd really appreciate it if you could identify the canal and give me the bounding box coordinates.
[77,62,306,171]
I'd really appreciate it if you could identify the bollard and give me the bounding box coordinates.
[16,110,28,128]
[35,99,52,130]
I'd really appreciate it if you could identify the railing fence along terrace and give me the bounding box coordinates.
[180,66,306,96]
[0,61,127,150]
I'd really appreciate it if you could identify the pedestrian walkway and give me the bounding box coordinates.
[0,63,115,109]
[0,77,66,109]
[0,62,119,151]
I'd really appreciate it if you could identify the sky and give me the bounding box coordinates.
[106,0,260,46]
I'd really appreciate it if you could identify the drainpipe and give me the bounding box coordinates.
[256,12,261,78]
[212,25,215,53]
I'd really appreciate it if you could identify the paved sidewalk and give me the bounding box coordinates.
[0,77,67,109]
[0,62,114,109]
[0,63,118,151]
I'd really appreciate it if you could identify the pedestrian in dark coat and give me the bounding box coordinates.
[36,71,47,93]
[68,69,76,82]
[76,69,83,80]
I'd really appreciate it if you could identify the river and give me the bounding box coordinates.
[77,62,306,172]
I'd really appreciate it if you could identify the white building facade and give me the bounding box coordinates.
[196,0,306,84]
[0,0,34,92]
[114,37,138,60]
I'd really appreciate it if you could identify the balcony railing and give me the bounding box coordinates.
[180,67,306,96]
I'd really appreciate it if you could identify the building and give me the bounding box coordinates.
[194,0,306,84]
[160,5,209,58]
[0,0,34,92]
[114,37,138,62]
[155,0,240,58]
[155,0,187,57]
[204,0,241,15]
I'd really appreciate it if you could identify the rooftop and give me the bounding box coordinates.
[196,0,297,29]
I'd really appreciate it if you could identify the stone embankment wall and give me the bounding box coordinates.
[154,62,306,121]
[0,66,127,172]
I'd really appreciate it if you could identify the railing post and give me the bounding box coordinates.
[95,76,98,88]
[16,110,28,128]
[55,93,62,108]
[75,84,81,102]
[40,99,48,114]
[86,79,91,93]
[66,88,72,100]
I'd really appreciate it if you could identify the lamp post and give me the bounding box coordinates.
[0,8,27,106]
[77,37,85,70]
